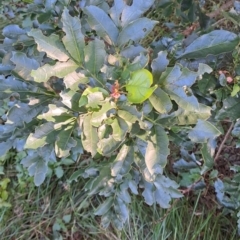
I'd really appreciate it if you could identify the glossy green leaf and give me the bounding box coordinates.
[28,29,69,61]
[84,39,106,75]
[121,0,155,25]
[178,30,239,59]
[82,114,99,157]
[10,52,39,80]
[64,71,88,91]
[84,6,119,45]
[55,122,77,158]
[109,0,125,27]
[157,104,211,126]
[142,181,154,205]
[3,24,26,39]
[60,90,82,112]
[111,117,128,141]
[232,120,240,138]
[126,69,157,103]
[0,140,12,157]
[145,125,170,175]
[151,51,169,82]
[37,104,71,122]
[25,122,60,149]
[159,65,199,111]
[25,117,74,149]
[216,97,240,121]
[154,175,182,208]
[97,136,122,155]
[149,88,172,114]
[62,8,85,64]
[31,60,78,83]
[117,18,157,47]
[188,120,222,143]
[21,154,48,186]
[91,101,116,127]
[111,144,133,176]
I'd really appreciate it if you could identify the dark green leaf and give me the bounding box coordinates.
[82,114,99,157]
[121,0,155,25]
[109,0,125,26]
[64,71,88,91]
[149,88,172,114]
[84,39,106,75]
[91,101,116,127]
[55,122,77,158]
[159,64,199,111]
[117,18,157,47]
[97,136,122,155]
[0,140,12,157]
[111,144,133,176]
[151,51,169,82]
[10,52,39,80]
[60,90,82,112]
[84,6,119,45]
[21,153,48,186]
[216,97,240,121]
[111,117,128,141]
[3,25,26,39]
[94,197,114,215]
[178,30,239,59]
[25,122,59,149]
[28,29,69,61]
[157,104,211,126]
[232,120,240,138]
[62,8,85,64]
[142,181,154,205]
[145,125,170,175]
[31,60,78,82]
[188,120,222,143]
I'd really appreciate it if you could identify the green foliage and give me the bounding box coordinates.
[1,0,240,233]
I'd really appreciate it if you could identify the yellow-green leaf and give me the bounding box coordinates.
[126,69,157,103]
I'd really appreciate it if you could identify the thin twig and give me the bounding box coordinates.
[214,122,234,162]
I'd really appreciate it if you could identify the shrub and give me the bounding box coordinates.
[1,0,240,230]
